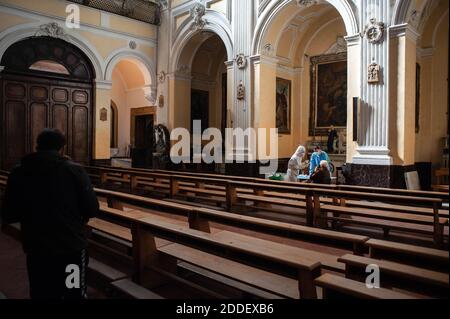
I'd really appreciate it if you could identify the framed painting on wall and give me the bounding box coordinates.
[309,52,347,136]
[276,77,291,134]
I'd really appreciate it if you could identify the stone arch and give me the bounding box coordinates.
[104,49,156,86]
[170,11,233,73]
[252,0,359,56]
[0,22,103,80]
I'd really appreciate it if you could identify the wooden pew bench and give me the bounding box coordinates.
[432,169,449,193]
[365,239,449,271]
[98,188,368,255]
[344,200,449,218]
[312,189,446,246]
[338,254,449,298]
[314,273,418,299]
[160,243,299,299]
[90,209,297,298]
[194,207,369,255]
[111,278,164,299]
[99,206,326,299]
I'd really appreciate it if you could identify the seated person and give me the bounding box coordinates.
[310,160,331,185]
[309,145,330,175]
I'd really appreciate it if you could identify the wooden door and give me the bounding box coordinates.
[1,75,92,169]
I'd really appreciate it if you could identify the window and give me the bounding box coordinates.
[29,60,70,75]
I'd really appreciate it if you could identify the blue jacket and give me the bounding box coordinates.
[309,151,330,175]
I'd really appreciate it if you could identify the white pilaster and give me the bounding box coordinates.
[231,0,254,130]
[352,0,393,166]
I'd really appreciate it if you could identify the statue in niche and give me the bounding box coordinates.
[237,81,245,100]
[153,124,170,169]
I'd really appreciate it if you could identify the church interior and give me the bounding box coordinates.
[0,0,448,301]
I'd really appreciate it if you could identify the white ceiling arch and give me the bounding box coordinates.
[252,0,359,56]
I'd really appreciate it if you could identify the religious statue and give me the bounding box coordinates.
[153,124,170,169]
[337,130,346,154]
[237,81,245,100]
[327,126,338,153]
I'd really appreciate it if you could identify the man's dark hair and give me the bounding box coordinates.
[314,145,321,151]
[36,129,66,151]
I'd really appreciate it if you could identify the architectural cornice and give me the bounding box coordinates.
[389,23,420,43]
[0,3,157,45]
[344,33,361,47]
[95,80,113,90]
[416,47,434,58]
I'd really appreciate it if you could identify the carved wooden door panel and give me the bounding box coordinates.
[1,76,92,169]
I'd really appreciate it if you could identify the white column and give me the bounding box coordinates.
[231,0,254,129]
[352,0,392,166]
[230,0,255,159]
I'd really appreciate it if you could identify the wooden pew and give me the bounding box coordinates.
[314,273,418,299]
[338,254,449,297]
[87,165,449,204]
[98,206,324,299]
[433,168,449,193]
[311,188,446,246]
[365,239,449,271]
[95,189,364,265]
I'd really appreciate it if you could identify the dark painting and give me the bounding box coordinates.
[310,53,347,136]
[276,78,291,134]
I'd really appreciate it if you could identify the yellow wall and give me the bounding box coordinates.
[94,88,112,159]
[257,16,345,160]
[415,12,449,171]
[0,0,158,160]
[389,35,417,166]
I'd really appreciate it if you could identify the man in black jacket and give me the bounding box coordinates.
[1,129,99,299]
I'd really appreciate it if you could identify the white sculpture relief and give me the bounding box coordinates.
[190,2,208,30]
[158,71,166,83]
[129,41,137,50]
[35,23,67,39]
[262,43,275,57]
[177,65,190,74]
[235,54,247,69]
[296,0,318,7]
[237,81,245,100]
[368,62,381,84]
[364,18,385,44]
[326,36,347,54]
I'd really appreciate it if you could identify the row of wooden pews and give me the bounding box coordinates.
[0,169,448,299]
[89,187,448,298]
[84,166,449,247]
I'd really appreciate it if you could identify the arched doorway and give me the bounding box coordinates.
[107,56,156,167]
[171,32,229,169]
[0,36,95,169]
[252,1,352,170]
